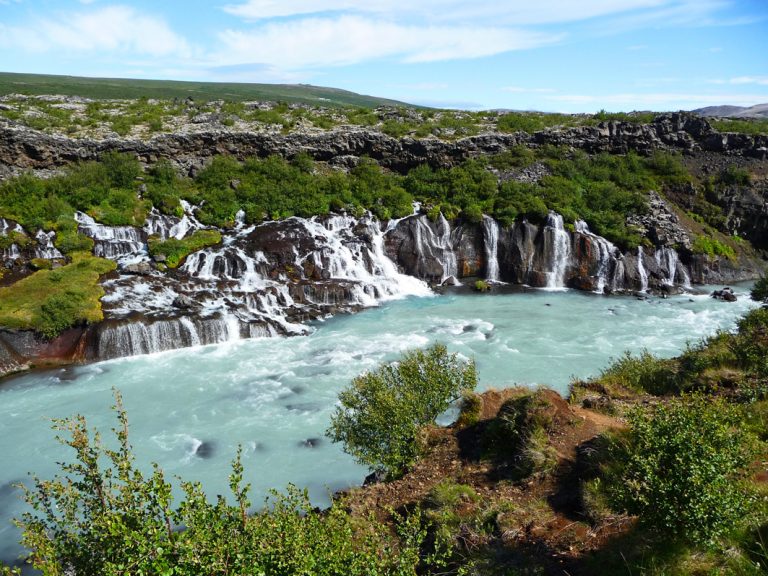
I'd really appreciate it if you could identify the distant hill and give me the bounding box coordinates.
[0,71,412,108]
[694,103,768,118]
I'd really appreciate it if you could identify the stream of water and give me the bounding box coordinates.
[0,285,758,561]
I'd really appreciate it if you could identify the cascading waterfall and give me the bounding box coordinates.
[96,211,432,359]
[34,230,63,260]
[408,214,460,285]
[482,215,500,282]
[95,316,239,359]
[544,212,571,289]
[144,201,204,241]
[655,246,691,289]
[637,247,649,292]
[75,212,145,261]
[574,220,619,293]
[437,214,459,284]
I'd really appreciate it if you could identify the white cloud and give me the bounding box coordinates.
[216,16,561,68]
[223,0,669,25]
[729,76,768,85]
[0,6,192,58]
[709,76,768,86]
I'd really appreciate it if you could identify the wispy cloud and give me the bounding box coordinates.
[710,76,768,86]
[223,0,670,25]
[216,16,562,68]
[0,5,192,57]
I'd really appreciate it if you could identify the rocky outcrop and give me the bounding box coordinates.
[2,113,767,181]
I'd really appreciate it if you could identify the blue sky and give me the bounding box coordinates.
[0,0,766,111]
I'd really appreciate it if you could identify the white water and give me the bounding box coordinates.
[0,284,757,562]
[655,246,691,289]
[575,220,619,294]
[637,246,649,292]
[482,216,500,282]
[544,212,571,289]
[75,212,145,262]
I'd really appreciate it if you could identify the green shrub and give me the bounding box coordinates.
[456,390,483,427]
[148,229,223,268]
[752,274,768,304]
[719,165,752,186]
[482,391,559,478]
[8,391,436,576]
[609,395,756,545]
[594,350,679,395]
[691,235,736,260]
[474,280,491,292]
[327,343,477,478]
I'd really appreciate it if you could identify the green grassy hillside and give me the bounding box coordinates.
[0,71,411,108]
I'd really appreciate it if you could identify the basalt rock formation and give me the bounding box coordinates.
[1,113,767,181]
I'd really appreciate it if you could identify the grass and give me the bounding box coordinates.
[711,117,768,136]
[0,71,411,108]
[147,229,222,268]
[0,252,116,337]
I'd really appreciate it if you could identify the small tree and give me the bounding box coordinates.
[610,395,755,545]
[327,344,477,479]
[751,274,768,304]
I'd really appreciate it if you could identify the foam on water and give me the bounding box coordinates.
[0,285,758,560]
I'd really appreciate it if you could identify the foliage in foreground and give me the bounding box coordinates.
[608,395,757,545]
[2,391,438,576]
[326,343,477,478]
[752,274,768,304]
[0,252,116,338]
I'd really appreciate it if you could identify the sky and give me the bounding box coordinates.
[0,0,766,112]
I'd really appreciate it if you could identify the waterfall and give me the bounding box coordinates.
[75,212,146,261]
[436,214,458,284]
[544,212,571,289]
[482,215,500,282]
[34,230,63,260]
[95,315,240,359]
[144,204,203,241]
[574,220,619,294]
[655,246,691,289]
[637,247,648,292]
[408,214,460,285]
[99,211,432,359]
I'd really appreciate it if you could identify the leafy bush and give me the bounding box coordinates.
[751,274,768,304]
[327,344,477,478]
[7,391,436,576]
[609,395,756,544]
[719,165,752,186]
